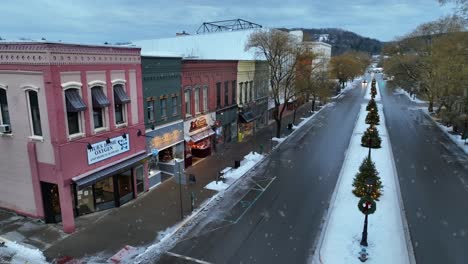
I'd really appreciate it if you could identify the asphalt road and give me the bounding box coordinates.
[155,80,368,264]
[380,76,468,264]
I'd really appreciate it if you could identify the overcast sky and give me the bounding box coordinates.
[0,0,455,44]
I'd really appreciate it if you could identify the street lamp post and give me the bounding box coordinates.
[367,126,373,159]
[360,178,376,247]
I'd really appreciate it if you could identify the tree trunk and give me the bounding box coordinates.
[293,104,297,124]
[428,99,434,113]
[275,119,281,138]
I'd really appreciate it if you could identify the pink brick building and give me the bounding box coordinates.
[0,42,147,233]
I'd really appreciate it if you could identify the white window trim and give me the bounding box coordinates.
[61,81,82,90]
[88,80,106,87]
[113,84,128,126]
[184,88,192,117]
[62,87,85,140]
[202,86,208,113]
[111,79,126,86]
[24,89,43,139]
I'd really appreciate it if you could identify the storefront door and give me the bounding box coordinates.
[41,182,61,223]
[117,170,134,205]
[135,165,145,195]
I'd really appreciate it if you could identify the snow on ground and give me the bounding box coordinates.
[0,239,48,264]
[317,85,412,263]
[272,137,286,143]
[331,79,362,99]
[432,121,468,155]
[205,152,264,191]
[394,88,427,104]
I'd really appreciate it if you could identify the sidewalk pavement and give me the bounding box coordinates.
[0,100,320,263]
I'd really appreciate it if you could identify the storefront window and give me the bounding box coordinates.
[136,166,145,194]
[159,148,174,162]
[76,186,95,215]
[94,177,115,209]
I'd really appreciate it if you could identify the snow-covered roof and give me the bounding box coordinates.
[141,50,182,58]
[0,39,139,50]
[133,29,266,61]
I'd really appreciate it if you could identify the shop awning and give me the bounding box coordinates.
[91,87,110,108]
[114,85,131,104]
[65,89,87,112]
[190,129,215,142]
[73,153,146,190]
[239,111,256,123]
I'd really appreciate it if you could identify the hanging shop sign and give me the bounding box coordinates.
[87,134,130,165]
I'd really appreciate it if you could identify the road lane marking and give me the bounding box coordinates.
[166,251,214,264]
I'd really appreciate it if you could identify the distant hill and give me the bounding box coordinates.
[288,28,384,56]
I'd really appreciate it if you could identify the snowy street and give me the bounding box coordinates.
[147,76,367,264]
[317,78,413,263]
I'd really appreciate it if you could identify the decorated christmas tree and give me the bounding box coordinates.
[352,157,383,200]
[365,109,380,125]
[361,125,382,148]
[366,99,377,112]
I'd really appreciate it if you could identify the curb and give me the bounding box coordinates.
[384,114,417,264]
[313,100,363,264]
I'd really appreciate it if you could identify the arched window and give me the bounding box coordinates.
[64,88,87,136]
[26,90,42,136]
[0,87,10,131]
[113,84,130,125]
[91,86,110,130]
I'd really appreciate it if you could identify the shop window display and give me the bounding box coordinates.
[159,148,174,162]
[76,186,95,215]
[94,177,115,210]
[190,138,211,158]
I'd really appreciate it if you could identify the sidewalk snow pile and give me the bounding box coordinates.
[317,81,412,263]
[0,239,48,264]
[394,88,427,104]
[205,151,264,191]
[432,121,468,155]
[272,137,286,143]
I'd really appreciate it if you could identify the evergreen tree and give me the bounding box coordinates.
[352,157,383,200]
[361,125,382,148]
[365,109,380,125]
[366,99,377,112]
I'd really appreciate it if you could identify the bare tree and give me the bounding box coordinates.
[438,0,468,18]
[246,29,303,138]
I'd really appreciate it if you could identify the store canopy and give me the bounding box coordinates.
[65,89,87,112]
[91,87,110,108]
[114,85,131,104]
[239,111,256,123]
[190,129,215,142]
[73,153,146,190]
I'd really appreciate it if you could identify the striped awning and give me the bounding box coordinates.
[191,128,215,142]
[65,89,87,112]
[114,85,131,104]
[91,87,110,108]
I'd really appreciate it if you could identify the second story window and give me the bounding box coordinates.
[147,98,155,122]
[239,82,243,104]
[249,81,254,102]
[232,81,236,104]
[65,89,87,136]
[0,88,10,130]
[113,84,130,125]
[172,96,178,115]
[91,86,110,130]
[26,90,42,137]
[216,82,221,109]
[224,81,229,106]
[194,87,200,114]
[160,98,167,117]
[184,89,192,116]
[202,86,208,112]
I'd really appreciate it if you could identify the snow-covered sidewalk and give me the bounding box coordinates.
[394,88,427,104]
[205,152,264,191]
[0,238,48,264]
[316,80,413,263]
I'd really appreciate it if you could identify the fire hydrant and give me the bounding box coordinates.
[358,247,368,262]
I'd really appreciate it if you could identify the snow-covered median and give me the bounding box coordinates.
[205,152,264,191]
[0,239,48,264]
[316,81,413,263]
